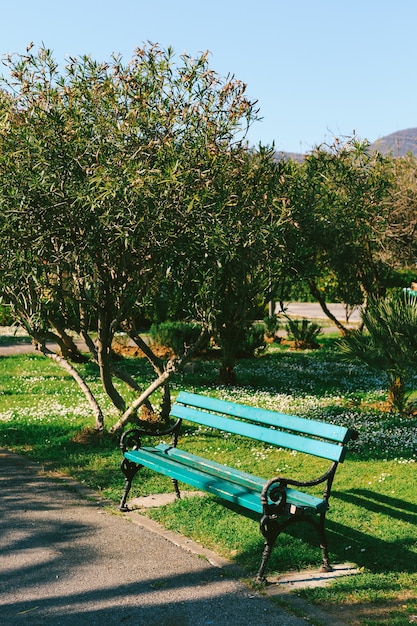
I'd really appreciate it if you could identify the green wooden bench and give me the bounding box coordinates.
[119,391,358,582]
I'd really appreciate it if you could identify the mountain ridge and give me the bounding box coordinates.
[370,127,417,157]
[275,128,417,162]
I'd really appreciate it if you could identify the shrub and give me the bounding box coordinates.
[338,293,417,413]
[263,315,281,341]
[149,321,206,356]
[240,322,267,356]
[285,318,322,349]
[0,304,14,326]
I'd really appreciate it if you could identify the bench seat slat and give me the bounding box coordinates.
[155,443,265,491]
[176,391,353,444]
[155,444,327,513]
[170,405,346,463]
[125,447,263,513]
[125,446,327,515]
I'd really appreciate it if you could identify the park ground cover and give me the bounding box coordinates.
[0,331,416,625]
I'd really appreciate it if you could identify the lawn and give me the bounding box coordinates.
[0,333,416,625]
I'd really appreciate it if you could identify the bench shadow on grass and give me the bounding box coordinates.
[335,488,417,524]
[327,488,417,573]
[214,490,417,578]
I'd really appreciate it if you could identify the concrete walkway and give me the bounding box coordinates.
[281,302,361,323]
[0,448,329,626]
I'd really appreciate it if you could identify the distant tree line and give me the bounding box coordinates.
[0,45,416,429]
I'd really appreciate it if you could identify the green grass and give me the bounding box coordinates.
[0,334,416,625]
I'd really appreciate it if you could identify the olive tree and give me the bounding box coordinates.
[170,145,289,384]
[383,153,417,267]
[279,138,394,332]
[0,44,280,430]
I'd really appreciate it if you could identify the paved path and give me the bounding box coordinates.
[282,302,361,323]
[0,448,315,626]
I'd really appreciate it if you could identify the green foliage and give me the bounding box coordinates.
[338,293,417,413]
[0,43,272,422]
[386,153,417,266]
[277,278,317,303]
[277,137,395,316]
[285,317,323,348]
[214,319,268,384]
[172,145,290,382]
[149,321,206,356]
[263,315,281,339]
[240,322,266,356]
[2,44,416,427]
[385,266,417,291]
[0,304,13,326]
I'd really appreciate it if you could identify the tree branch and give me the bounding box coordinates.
[38,345,104,430]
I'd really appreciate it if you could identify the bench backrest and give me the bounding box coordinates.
[171,392,357,463]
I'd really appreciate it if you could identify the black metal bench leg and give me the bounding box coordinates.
[257,541,274,583]
[172,478,181,498]
[256,516,281,582]
[318,512,333,572]
[119,459,141,512]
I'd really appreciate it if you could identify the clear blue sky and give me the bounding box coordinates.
[1,0,416,153]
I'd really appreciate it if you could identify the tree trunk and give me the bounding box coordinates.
[125,324,170,418]
[109,365,174,434]
[48,318,88,363]
[110,328,210,434]
[97,310,126,412]
[388,376,406,413]
[39,345,104,430]
[219,365,237,385]
[308,279,349,334]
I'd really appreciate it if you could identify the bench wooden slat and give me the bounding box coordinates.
[176,391,353,444]
[155,443,265,491]
[155,443,327,514]
[124,447,263,513]
[126,445,327,515]
[170,404,346,463]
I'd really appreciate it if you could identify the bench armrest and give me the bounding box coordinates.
[120,419,182,453]
[261,463,338,509]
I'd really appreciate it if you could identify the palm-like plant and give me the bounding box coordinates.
[338,293,417,413]
[285,317,323,349]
